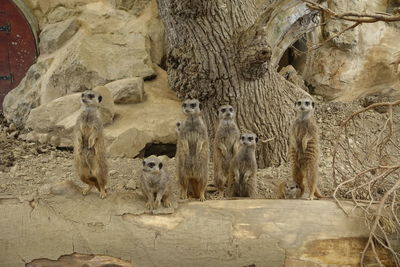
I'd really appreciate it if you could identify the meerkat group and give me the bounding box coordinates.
[73,90,322,205]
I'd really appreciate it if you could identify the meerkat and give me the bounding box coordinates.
[74,90,108,199]
[289,98,323,200]
[276,181,301,199]
[228,133,258,198]
[176,99,209,201]
[140,156,172,210]
[213,105,240,197]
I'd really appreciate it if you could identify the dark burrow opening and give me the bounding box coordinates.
[140,143,177,158]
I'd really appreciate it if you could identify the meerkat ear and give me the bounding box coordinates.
[98,95,103,103]
[176,122,181,127]
[255,136,259,143]
[142,160,146,166]
[159,162,163,169]
[199,103,203,110]
[312,101,315,108]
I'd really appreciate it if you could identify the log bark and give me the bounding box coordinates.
[157,0,306,167]
[1,195,396,266]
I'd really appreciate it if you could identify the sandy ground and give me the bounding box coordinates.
[0,98,397,205]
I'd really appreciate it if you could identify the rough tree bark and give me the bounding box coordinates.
[157,0,306,167]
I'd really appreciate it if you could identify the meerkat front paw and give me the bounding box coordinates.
[99,190,107,199]
[145,201,154,210]
[82,186,92,196]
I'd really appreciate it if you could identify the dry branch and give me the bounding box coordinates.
[332,100,400,266]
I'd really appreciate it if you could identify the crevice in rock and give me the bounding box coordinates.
[140,143,177,158]
[277,35,307,73]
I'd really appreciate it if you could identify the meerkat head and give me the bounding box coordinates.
[239,133,258,146]
[218,105,235,121]
[81,90,102,107]
[285,181,299,192]
[295,98,315,119]
[182,99,202,116]
[142,156,163,174]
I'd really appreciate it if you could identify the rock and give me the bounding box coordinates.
[3,59,52,128]
[25,87,114,145]
[39,18,80,54]
[106,78,144,104]
[108,128,152,158]
[124,179,137,190]
[46,6,78,24]
[26,93,81,132]
[93,86,115,125]
[40,31,155,104]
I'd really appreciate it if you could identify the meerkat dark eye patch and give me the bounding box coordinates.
[305,101,310,106]
[295,184,299,188]
[190,103,196,108]
[229,108,233,112]
[148,162,155,168]
[221,108,226,113]
[159,162,163,169]
[248,136,253,141]
[88,94,95,99]
[182,103,187,108]
[98,95,103,103]
[241,136,245,140]
[81,93,85,98]
[296,101,301,106]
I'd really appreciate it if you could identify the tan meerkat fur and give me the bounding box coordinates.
[176,99,209,201]
[213,105,240,197]
[227,133,258,198]
[289,98,323,200]
[74,90,108,199]
[276,181,301,199]
[140,156,172,210]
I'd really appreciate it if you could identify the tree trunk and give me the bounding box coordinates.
[157,0,305,167]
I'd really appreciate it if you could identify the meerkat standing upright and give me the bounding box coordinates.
[74,90,108,199]
[213,105,240,197]
[176,99,209,201]
[289,98,323,200]
[140,156,172,210]
[228,133,258,198]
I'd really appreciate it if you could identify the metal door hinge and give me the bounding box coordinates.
[0,24,11,32]
[0,74,12,81]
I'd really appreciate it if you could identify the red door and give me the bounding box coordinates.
[0,0,37,110]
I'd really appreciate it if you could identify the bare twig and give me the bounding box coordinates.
[332,100,400,266]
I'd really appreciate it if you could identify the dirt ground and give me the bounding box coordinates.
[0,97,397,204]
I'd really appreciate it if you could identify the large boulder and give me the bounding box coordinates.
[39,18,80,54]
[40,31,154,104]
[25,86,115,145]
[105,78,144,104]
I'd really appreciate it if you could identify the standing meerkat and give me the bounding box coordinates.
[140,156,172,210]
[213,105,240,197]
[289,98,323,200]
[276,181,301,199]
[74,90,108,199]
[176,99,209,201]
[228,133,258,198]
